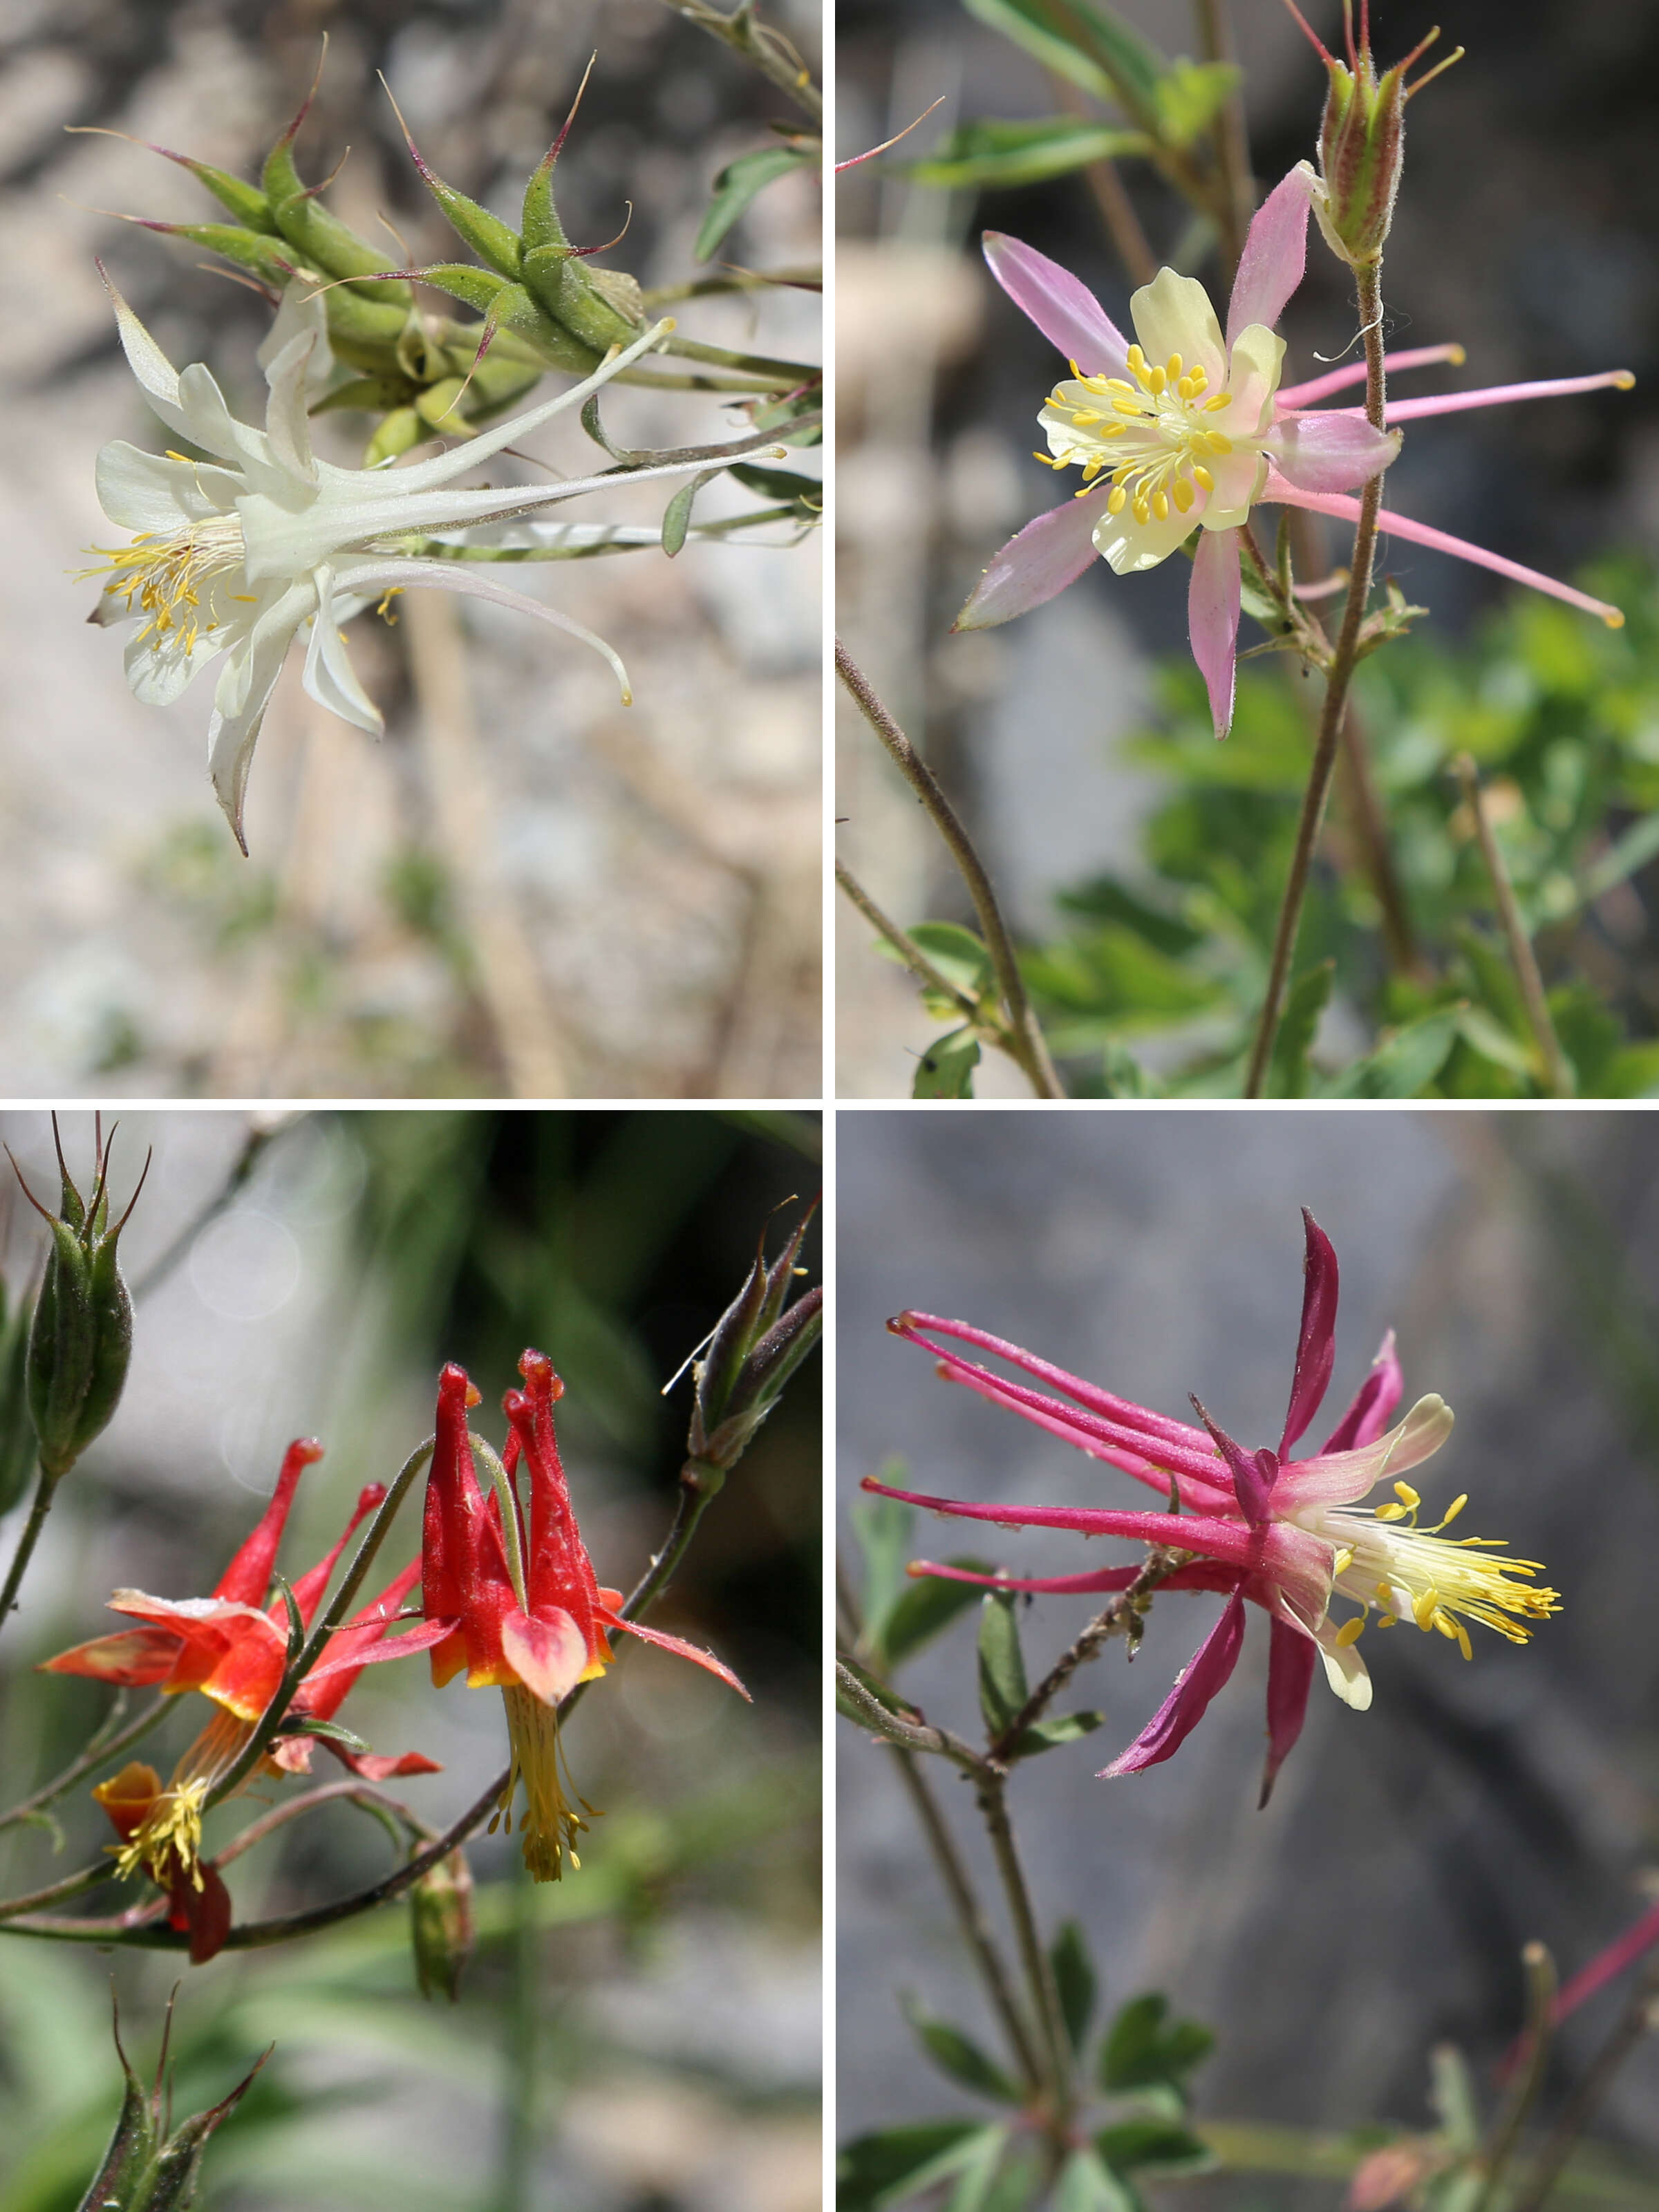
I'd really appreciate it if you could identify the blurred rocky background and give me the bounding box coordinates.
[2,0,821,1098]
[835,0,1659,1094]
[0,1106,821,2211]
[838,1108,1659,2202]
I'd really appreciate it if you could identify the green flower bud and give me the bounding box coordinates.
[76,2000,267,2212]
[12,1121,147,1482]
[1293,2,1461,270]
[411,1846,476,2002]
[0,1272,34,1518]
[688,1204,821,1477]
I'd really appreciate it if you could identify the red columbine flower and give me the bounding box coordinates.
[43,1438,445,1958]
[864,1211,1557,1802]
[422,1353,749,1881]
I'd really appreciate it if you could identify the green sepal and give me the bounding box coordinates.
[409,156,523,279]
[0,1279,35,1516]
[411,1846,475,2002]
[363,406,426,466]
[261,112,411,303]
[521,242,641,350]
[75,2023,158,2211]
[156,148,277,233]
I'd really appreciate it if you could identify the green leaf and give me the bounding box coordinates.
[962,0,1168,115]
[946,2128,1018,2212]
[727,461,823,508]
[1095,2119,1218,2175]
[1268,960,1333,1098]
[850,1481,915,1636]
[1050,1921,1097,2054]
[907,116,1150,188]
[661,466,726,557]
[915,1027,982,1098]
[1100,1041,1163,1097]
[1053,2148,1143,2212]
[1429,2043,1482,2156]
[1602,1041,1659,1098]
[1152,60,1241,147]
[1099,1992,1216,2098]
[879,1560,997,1670]
[1326,1006,1465,1097]
[977,1590,1029,1735]
[837,2120,999,2211]
[902,1996,1024,2103]
[906,922,997,999]
[1009,1709,1105,1757]
[272,1715,371,1754]
[695,144,815,261]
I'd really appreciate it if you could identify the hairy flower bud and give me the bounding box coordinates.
[411,1846,476,2002]
[1288,1,1461,270]
[12,1122,147,1482]
[0,1267,34,1517]
[688,1204,822,1479]
[75,2000,267,2212]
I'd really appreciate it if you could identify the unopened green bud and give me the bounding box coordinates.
[689,1204,821,1474]
[0,1274,33,1517]
[13,1121,147,1481]
[411,1846,475,2002]
[1293,3,1461,270]
[76,2001,267,2212]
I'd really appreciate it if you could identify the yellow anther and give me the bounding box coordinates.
[1375,1502,1407,1521]
[1105,377,1134,395]
[1614,371,1635,389]
[1204,393,1233,411]
[1332,1546,1356,1577]
[1033,451,1062,467]
[1604,610,1626,630]
[1333,1616,1366,1649]
[1068,359,1084,380]
[1189,365,1208,391]
[1165,354,1182,378]
[1412,1588,1440,1631]
[1177,377,1196,400]
[1071,410,1101,425]
[1441,1494,1468,1528]
[1113,400,1143,418]
[1445,344,1466,365]
[1098,421,1125,437]
[1125,344,1144,373]
[1147,365,1168,395]
[1107,486,1127,514]
[1080,460,1103,482]
[1376,1613,1398,1628]
[1132,498,1150,524]
[1393,1482,1421,1511]
[1192,464,1214,492]
[1152,491,1169,521]
[1172,480,1194,514]
[1205,432,1234,455]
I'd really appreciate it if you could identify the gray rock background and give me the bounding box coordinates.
[838,1107,1659,2196]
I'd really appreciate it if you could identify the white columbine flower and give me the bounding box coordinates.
[86,275,685,851]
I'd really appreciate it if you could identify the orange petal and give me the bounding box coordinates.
[500,1606,592,1706]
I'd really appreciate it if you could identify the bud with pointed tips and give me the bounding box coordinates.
[688,1203,821,1479]
[411,1845,476,2001]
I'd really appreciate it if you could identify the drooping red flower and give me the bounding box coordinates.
[865,1212,1557,1800]
[44,1438,447,1956]
[422,1353,749,1880]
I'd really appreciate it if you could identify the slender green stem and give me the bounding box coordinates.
[1244,260,1389,1098]
[661,337,817,384]
[835,863,981,1020]
[0,1694,168,1834]
[0,1857,115,1922]
[975,1770,1073,2125]
[836,639,1065,1099]
[888,1747,1044,2093]
[1455,754,1573,1097]
[0,1465,55,1644]
[1472,1942,1557,2211]
[643,267,821,307]
[1510,1967,1659,2212]
[836,1660,981,1768]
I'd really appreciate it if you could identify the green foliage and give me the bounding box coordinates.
[1049,1921,1096,2054]
[901,1998,1024,2103]
[975,1591,1029,1736]
[905,118,1149,189]
[695,140,817,260]
[1012,557,1659,1096]
[1099,1991,1216,2106]
[915,1027,983,1098]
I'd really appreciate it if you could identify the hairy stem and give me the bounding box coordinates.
[0,1467,55,1646]
[835,863,982,1020]
[836,639,1064,1098]
[975,1770,1073,2126]
[1244,260,1389,1098]
[987,1553,1176,1764]
[0,1694,168,1835]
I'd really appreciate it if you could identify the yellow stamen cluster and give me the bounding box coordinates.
[79,512,247,655]
[1037,344,1237,525]
[495,1683,600,1882]
[110,1706,259,1890]
[1314,1481,1558,1662]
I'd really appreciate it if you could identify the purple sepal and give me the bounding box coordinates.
[1100,1590,1248,1777]
[1259,1615,1317,1807]
[1280,1208,1339,1455]
[1191,1397,1277,1526]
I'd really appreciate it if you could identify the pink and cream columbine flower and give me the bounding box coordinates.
[862,1210,1558,1801]
[959,165,1632,739]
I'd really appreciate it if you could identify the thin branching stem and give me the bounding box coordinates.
[0,1467,55,1646]
[1245,260,1389,1098]
[0,1695,168,1834]
[835,863,981,1019]
[975,1768,1073,2126]
[1473,1942,1557,2211]
[1510,1966,1659,2212]
[1455,754,1573,1096]
[836,639,1064,1098]
[986,1553,1177,1765]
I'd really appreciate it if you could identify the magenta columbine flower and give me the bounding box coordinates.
[863,1210,1558,1801]
[959,165,1633,739]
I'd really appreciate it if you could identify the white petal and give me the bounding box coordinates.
[1130,269,1226,389]
[95,441,237,532]
[123,619,221,705]
[1200,452,1268,532]
[1225,323,1287,435]
[256,283,331,382]
[261,331,320,485]
[301,569,384,733]
[205,585,311,852]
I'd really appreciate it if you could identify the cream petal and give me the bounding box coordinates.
[261,330,320,486]
[122,619,221,705]
[1200,451,1268,530]
[1130,269,1226,388]
[1092,500,1197,575]
[95,441,239,532]
[1224,324,1287,434]
[1315,1622,1374,1710]
[301,570,384,734]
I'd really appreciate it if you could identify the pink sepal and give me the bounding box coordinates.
[982,232,1130,376]
[1188,527,1241,740]
[954,487,1112,631]
[1259,1615,1318,1807]
[1281,1209,1340,1454]
[1226,165,1313,348]
[1100,1591,1247,1776]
